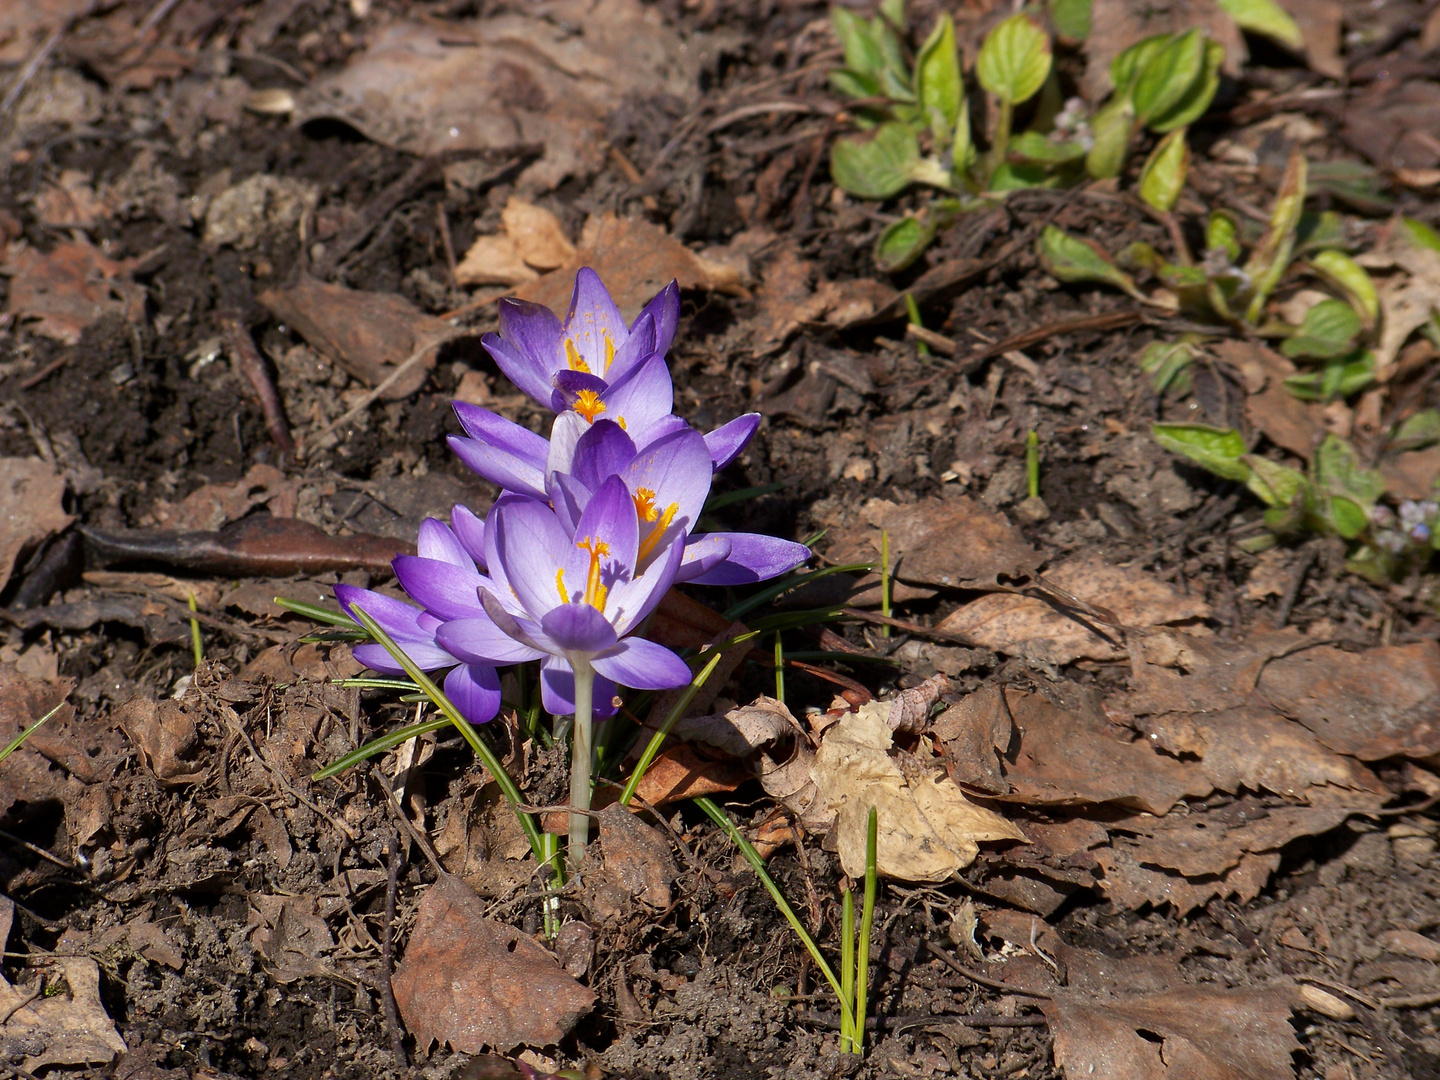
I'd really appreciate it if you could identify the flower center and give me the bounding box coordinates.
[574,389,606,424]
[576,536,611,611]
[563,338,591,374]
[635,494,679,562]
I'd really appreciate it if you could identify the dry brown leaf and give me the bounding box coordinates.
[294,1,700,192]
[502,198,575,270]
[747,245,896,353]
[0,0,92,64]
[1125,628,1311,717]
[826,496,1041,591]
[1278,0,1343,79]
[514,214,719,321]
[932,685,1014,795]
[668,696,805,760]
[144,463,299,531]
[1244,549,1291,601]
[391,875,595,1052]
[114,695,208,785]
[996,690,1204,815]
[811,701,1024,882]
[625,742,751,807]
[0,458,72,594]
[1111,802,1352,879]
[0,897,127,1069]
[455,234,539,287]
[258,275,453,399]
[248,895,336,984]
[1257,640,1440,759]
[35,169,115,228]
[1355,221,1440,373]
[1381,445,1440,499]
[1043,984,1300,1080]
[593,804,677,912]
[1,240,144,344]
[1226,341,1326,458]
[935,555,1209,665]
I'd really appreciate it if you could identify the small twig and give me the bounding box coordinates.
[703,100,827,134]
[0,978,45,1026]
[920,939,1053,998]
[381,835,408,1069]
[220,314,294,455]
[376,774,445,875]
[435,201,457,286]
[0,828,82,874]
[0,8,76,116]
[18,355,69,390]
[790,110,843,233]
[1274,539,1322,629]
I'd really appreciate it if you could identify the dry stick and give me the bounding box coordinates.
[920,939,1053,998]
[435,201,458,286]
[909,309,1146,387]
[18,354,69,390]
[0,7,78,116]
[381,834,408,1070]
[220,314,295,455]
[1274,539,1322,629]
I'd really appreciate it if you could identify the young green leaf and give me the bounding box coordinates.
[1241,148,1307,324]
[832,8,886,82]
[1308,250,1379,328]
[1392,408,1440,451]
[1138,129,1190,213]
[1038,225,1147,301]
[1281,298,1362,360]
[1148,39,1223,133]
[1111,34,1173,97]
[1401,216,1440,254]
[874,199,961,273]
[1215,0,1304,51]
[1205,211,1241,261]
[1132,30,1206,127]
[879,0,906,29]
[953,95,975,175]
[976,14,1052,105]
[989,161,1056,190]
[1085,96,1135,179]
[1138,339,1196,393]
[1240,454,1308,510]
[1284,353,1376,401]
[1008,130,1088,164]
[1314,432,1385,508]
[830,123,924,199]
[915,14,963,140]
[1151,423,1251,481]
[1119,240,1163,272]
[1048,0,1092,43]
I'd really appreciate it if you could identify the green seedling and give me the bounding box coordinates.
[1026,430,1040,500]
[697,798,879,1055]
[188,591,204,669]
[0,699,67,766]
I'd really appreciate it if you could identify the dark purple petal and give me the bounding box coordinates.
[605,309,657,385]
[550,368,609,416]
[563,268,629,376]
[592,636,692,690]
[448,435,548,500]
[601,352,673,434]
[452,401,550,466]
[492,299,564,402]
[540,602,619,654]
[684,533,810,586]
[335,585,425,640]
[450,504,487,569]
[573,474,641,586]
[393,555,488,621]
[704,413,761,471]
[632,280,680,356]
[571,420,637,492]
[437,616,546,664]
[490,496,583,620]
[444,663,502,726]
[674,533,734,583]
[540,656,620,718]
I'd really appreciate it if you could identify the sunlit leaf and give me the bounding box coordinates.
[1038,225,1147,300]
[1284,353,1376,401]
[879,0,906,29]
[1118,241,1162,272]
[1111,34,1172,96]
[1009,130,1087,164]
[829,68,881,101]
[988,160,1057,190]
[1280,298,1362,360]
[1327,497,1370,539]
[1137,339,1196,393]
[915,14,963,140]
[832,8,886,81]
[1314,433,1385,509]
[953,95,975,175]
[1294,210,1347,255]
[873,199,962,273]
[1132,30,1206,127]
[1048,0,1092,42]
[1240,454,1309,509]
[1308,249,1378,328]
[830,122,923,199]
[976,14,1052,105]
[1241,148,1307,324]
[1151,423,1251,481]
[1392,408,1440,451]
[1216,0,1304,51]
[1148,39,1223,133]
[1402,216,1440,254]
[1085,96,1134,179]
[1206,211,1241,261]
[1138,128,1189,213]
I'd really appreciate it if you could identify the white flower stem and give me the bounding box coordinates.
[568,657,596,871]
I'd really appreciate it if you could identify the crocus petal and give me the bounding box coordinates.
[479,588,553,653]
[450,504,487,569]
[351,639,457,674]
[550,368,609,416]
[415,518,469,567]
[437,616,546,664]
[540,656,619,719]
[335,585,426,640]
[444,664,502,726]
[573,474,641,583]
[621,425,713,565]
[601,352,673,434]
[548,472,592,536]
[540,602,619,654]
[563,267,629,376]
[675,533,734,583]
[630,413,691,454]
[592,636,692,691]
[631,280,680,358]
[490,496,586,620]
[448,403,549,499]
[491,299,564,402]
[570,420,637,492]
[605,310,658,385]
[609,528,686,637]
[704,413,761,471]
[393,555,490,621]
[546,410,588,478]
[683,533,810,586]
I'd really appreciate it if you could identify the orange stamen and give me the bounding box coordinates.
[576,536,611,611]
[564,338,591,373]
[574,389,606,424]
[637,502,679,562]
[555,567,569,605]
[603,330,616,372]
[632,487,660,523]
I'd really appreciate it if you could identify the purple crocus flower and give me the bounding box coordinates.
[333,507,501,726]
[482,268,680,410]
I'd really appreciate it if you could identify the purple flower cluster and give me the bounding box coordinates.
[336,269,810,725]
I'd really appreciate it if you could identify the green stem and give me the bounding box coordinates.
[569,657,596,871]
[841,885,857,1052]
[986,98,1013,189]
[1026,429,1040,500]
[853,806,879,1055]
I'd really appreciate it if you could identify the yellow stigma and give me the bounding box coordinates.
[564,338,592,373]
[637,502,679,562]
[576,536,611,611]
[555,567,569,605]
[632,487,660,523]
[574,389,606,424]
[603,329,616,372]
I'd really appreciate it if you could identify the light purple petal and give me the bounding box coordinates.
[437,616,546,664]
[450,504,487,569]
[393,555,489,621]
[335,585,426,640]
[491,497,585,620]
[574,474,640,581]
[548,472,592,536]
[605,309,657,385]
[491,299,564,403]
[705,413,761,471]
[609,528,686,637]
[684,533,811,586]
[540,656,620,719]
[592,636,692,691]
[541,602,619,654]
[351,639,456,674]
[622,425,713,566]
[444,664,502,726]
[448,434,548,501]
[630,413,691,454]
[415,518,469,567]
[571,420,638,492]
[452,402,551,465]
[563,268,629,376]
[601,352,673,434]
[546,411,587,478]
[675,533,734,583]
[480,588,554,653]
